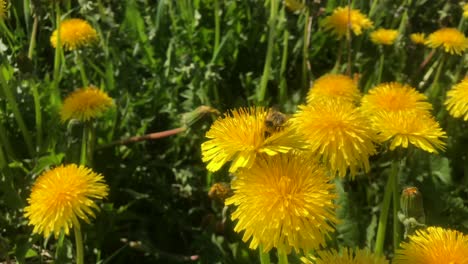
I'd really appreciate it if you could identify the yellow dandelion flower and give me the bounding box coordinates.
[225,152,337,254]
[425,28,468,55]
[370,28,399,45]
[50,18,98,51]
[24,164,109,238]
[361,82,433,114]
[291,101,377,178]
[445,77,468,121]
[410,33,426,45]
[301,247,389,264]
[60,87,114,122]
[0,0,7,18]
[371,111,446,153]
[201,107,302,173]
[307,74,361,104]
[394,226,468,264]
[463,3,468,19]
[322,6,373,39]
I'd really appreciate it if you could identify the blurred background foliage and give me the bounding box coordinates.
[0,0,468,263]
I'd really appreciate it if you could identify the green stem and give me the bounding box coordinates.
[369,0,379,18]
[51,2,62,107]
[23,0,31,34]
[279,23,289,105]
[55,231,66,260]
[75,52,89,87]
[258,0,279,104]
[392,159,401,251]
[31,82,43,153]
[376,49,385,85]
[0,66,35,156]
[213,0,220,53]
[333,40,345,74]
[80,122,90,166]
[259,245,271,264]
[302,8,311,91]
[277,249,288,264]
[28,16,39,60]
[74,224,85,264]
[374,162,397,256]
[428,53,446,101]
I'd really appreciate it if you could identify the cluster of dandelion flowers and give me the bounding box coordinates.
[201,107,302,173]
[425,28,468,55]
[50,18,98,50]
[394,226,468,264]
[225,153,337,253]
[60,87,114,122]
[306,74,360,104]
[410,33,426,45]
[321,6,373,39]
[370,28,399,45]
[24,164,109,237]
[301,248,389,264]
[291,101,377,178]
[361,82,432,115]
[445,77,468,121]
[371,111,446,153]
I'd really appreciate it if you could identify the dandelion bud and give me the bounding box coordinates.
[400,186,425,224]
[208,182,231,201]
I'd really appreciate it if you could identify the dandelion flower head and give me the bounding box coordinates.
[60,87,114,122]
[225,152,337,253]
[445,77,468,121]
[361,82,432,115]
[307,74,361,104]
[50,18,98,50]
[370,28,399,45]
[425,28,468,55]
[201,107,302,173]
[301,247,389,264]
[24,164,109,238]
[410,33,426,45]
[394,226,468,264]
[322,6,373,39]
[291,101,377,178]
[371,111,446,153]
[463,3,468,19]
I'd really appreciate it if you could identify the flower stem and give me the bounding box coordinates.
[258,0,279,104]
[0,66,35,157]
[428,53,446,102]
[374,161,397,256]
[213,0,220,53]
[302,7,311,91]
[80,122,90,166]
[74,224,85,264]
[51,2,62,107]
[277,249,288,264]
[332,39,345,74]
[75,51,89,87]
[392,159,401,251]
[279,8,289,105]
[376,49,385,85]
[259,245,271,264]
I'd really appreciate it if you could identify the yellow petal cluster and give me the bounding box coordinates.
[24,164,109,238]
[445,77,468,121]
[292,101,377,178]
[225,152,337,254]
[410,33,426,45]
[425,28,468,55]
[362,82,445,153]
[307,74,361,104]
[463,3,468,19]
[322,6,373,39]
[394,226,468,264]
[361,82,432,114]
[60,87,114,122]
[50,18,98,50]
[201,107,302,173]
[301,247,389,264]
[370,28,399,45]
[371,111,446,153]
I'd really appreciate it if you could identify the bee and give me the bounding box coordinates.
[264,107,288,137]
